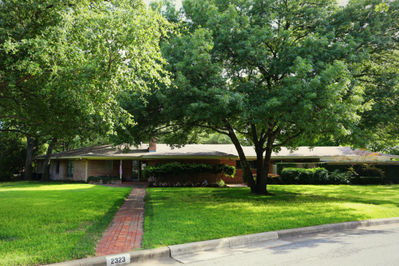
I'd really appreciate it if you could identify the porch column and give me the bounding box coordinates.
[119,160,122,180]
[85,160,88,181]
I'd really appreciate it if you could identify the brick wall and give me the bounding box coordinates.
[49,157,274,184]
[87,160,115,177]
[86,160,141,181]
[73,160,87,181]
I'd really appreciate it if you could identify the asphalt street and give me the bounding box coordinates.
[132,223,399,266]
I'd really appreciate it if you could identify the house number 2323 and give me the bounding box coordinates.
[106,254,131,265]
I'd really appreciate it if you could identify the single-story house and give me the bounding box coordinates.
[36,141,399,183]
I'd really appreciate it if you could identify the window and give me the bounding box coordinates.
[105,160,113,171]
[132,161,140,180]
[67,161,74,178]
[56,161,60,174]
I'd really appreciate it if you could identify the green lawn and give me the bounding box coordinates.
[143,185,399,248]
[0,182,131,266]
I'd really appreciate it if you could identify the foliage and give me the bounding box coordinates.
[281,164,391,184]
[0,131,26,180]
[281,167,352,184]
[328,164,399,183]
[281,167,331,184]
[217,179,226,187]
[0,182,131,265]
[143,185,399,248]
[143,162,235,186]
[348,164,385,184]
[0,0,170,177]
[124,0,399,194]
[350,50,399,152]
[276,162,327,175]
[328,170,353,184]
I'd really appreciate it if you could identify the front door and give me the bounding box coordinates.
[132,160,140,181]
[122,160,132,181]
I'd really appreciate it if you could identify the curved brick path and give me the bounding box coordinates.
[96,182,148,256]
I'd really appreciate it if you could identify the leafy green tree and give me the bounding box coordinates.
[0,0,170,178]
[124,0,398,194]
[351,50,399,153]
[0,130,26,181]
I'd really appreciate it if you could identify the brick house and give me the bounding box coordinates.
[37,142,398,184]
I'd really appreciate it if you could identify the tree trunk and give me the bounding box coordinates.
[24,135,35,180]
[262,138,274,195]
[41,137,57,181]
[254,146,267,194]
[226,126,255,191]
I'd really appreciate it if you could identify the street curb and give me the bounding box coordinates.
[169,231,278,257]
[48,247,170,266]
[47,217,399,265]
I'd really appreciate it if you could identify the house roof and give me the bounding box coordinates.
[42,144,398,163]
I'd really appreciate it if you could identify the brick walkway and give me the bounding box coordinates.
[96,182,148,256]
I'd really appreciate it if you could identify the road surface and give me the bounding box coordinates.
[132,223,399,266]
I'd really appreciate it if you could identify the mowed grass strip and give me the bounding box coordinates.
[0,182,131,266]
[143,185,399,248]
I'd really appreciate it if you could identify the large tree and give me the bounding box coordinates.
[0,0,170,178]
[350,50,399,153]
[121,0,398,194]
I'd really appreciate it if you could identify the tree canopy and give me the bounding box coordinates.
[122,0,399,194]
[0,0,170,178]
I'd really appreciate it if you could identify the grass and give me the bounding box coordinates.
[0,181,131,266]
[143,185,399,248]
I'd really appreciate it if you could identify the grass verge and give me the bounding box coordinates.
[0,181,131,265]
[143,185,399,248]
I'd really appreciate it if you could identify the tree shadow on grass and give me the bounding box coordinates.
[0,185,131,264]
[209,186,399,207]
[281,185,399,207]
[142,186,399,248]
[67,194,129,260]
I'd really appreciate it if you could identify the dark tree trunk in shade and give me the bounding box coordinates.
[24,135,35,180]
[41,138,57,181]
[227,125,256,192]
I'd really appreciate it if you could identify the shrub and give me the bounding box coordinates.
[326,164,393,184]
[281,167,348,184]
[215,164,236,177]
[143,162,235,187]
[348,164,385,184]
[310,168,329,184]
[276,163,297,175]
[217,179,226,187]
[328,170,351,184]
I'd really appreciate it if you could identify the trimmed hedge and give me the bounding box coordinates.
[280,167,342,184]
[143,162,236,187]
[280,164,398,185]
[326,163,399,184]
[276,162,327,175]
